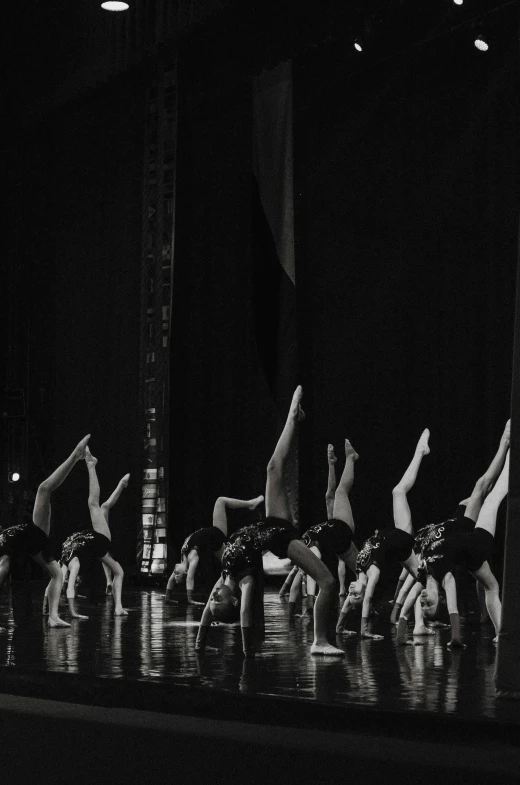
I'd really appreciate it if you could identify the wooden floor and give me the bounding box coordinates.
[0,579,518,731]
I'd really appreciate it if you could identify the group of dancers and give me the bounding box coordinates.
[168,387,510,657]
[0,436,129,631]
[0,386,510,660]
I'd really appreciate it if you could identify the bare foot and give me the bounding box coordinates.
[84,446,98,466]
[337,629,357,637]
[413,625,435,636]
[417,428,430,456]
[48,616,71,628]
[120,473,130,488]
[327,444,337,464]
[74,435,91,461]
[344,439,359,461]
[289,385,303,420]
[115,608,129,616]
[311,642,345,656]
[71,614,89,620]
[248,495,264,510]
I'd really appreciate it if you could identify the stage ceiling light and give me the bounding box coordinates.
[101,2,129,11]
[474,35,489,52]
[8,472,20,483]
[453,0,463,5]
[354,39,363,52]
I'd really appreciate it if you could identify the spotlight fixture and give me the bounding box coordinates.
[474,35,489,52]
[8,472,20,483]
[453,0,463,5]
[101,1,129,11]
[354,39,363,53]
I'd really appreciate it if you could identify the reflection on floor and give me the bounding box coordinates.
[0,581,517,729]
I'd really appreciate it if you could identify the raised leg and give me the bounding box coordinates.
[474,450,509,537]
[325,444,337,519]
[332,439,359,533]
[33,435,90,536]
[287,539,344,656]
[392,429,430,535]
[101,473,130,521]
[265,386,303,521]
[212,495,264,536]
[85,448,111,539]
[101,554,127,615]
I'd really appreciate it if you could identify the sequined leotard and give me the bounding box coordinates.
[221,517,299,582]
[356,528,414,575]
[61,529,112,572]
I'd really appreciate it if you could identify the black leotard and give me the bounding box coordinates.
[0,522,48,559]
[180,527,227,559]
[302,518,353,556]
[417,506,491,582]
[356,529,414,575]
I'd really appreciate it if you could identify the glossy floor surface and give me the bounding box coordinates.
[0,579,518,729]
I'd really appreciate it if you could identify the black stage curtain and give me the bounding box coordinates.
[9,80,144,572]
[294,13,519,593]
[170,13,519,591]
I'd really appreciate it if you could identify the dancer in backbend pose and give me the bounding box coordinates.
[336,429,430,639]
[288,440,359,615]
[279,443,339,599]
[45,464,130,619]
[52,447,129,619]
[196,386,345,657]
[396,433,509,648]
[0,435,91,630]
[165,495,264,605]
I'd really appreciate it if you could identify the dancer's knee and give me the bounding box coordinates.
[37,479,52,498]
[318,572,335,593]
[266,457,281,476]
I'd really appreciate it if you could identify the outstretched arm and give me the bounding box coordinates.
[443,572,464,649]
[195,579,223,652]
[186,553,204,605]
[239,574,256,657]
[336,596,356,634]
[463,421,510,522]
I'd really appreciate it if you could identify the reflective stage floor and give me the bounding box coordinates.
[0,580,519,741]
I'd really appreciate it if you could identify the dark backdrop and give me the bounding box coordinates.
[7,79,144,571]
[293,17,518,595]
[171,10,518,594]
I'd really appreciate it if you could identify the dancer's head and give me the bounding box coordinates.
[347,578,365,608]
[209,584,239,622]
[172,561,187,584]
[419,578,445,620]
